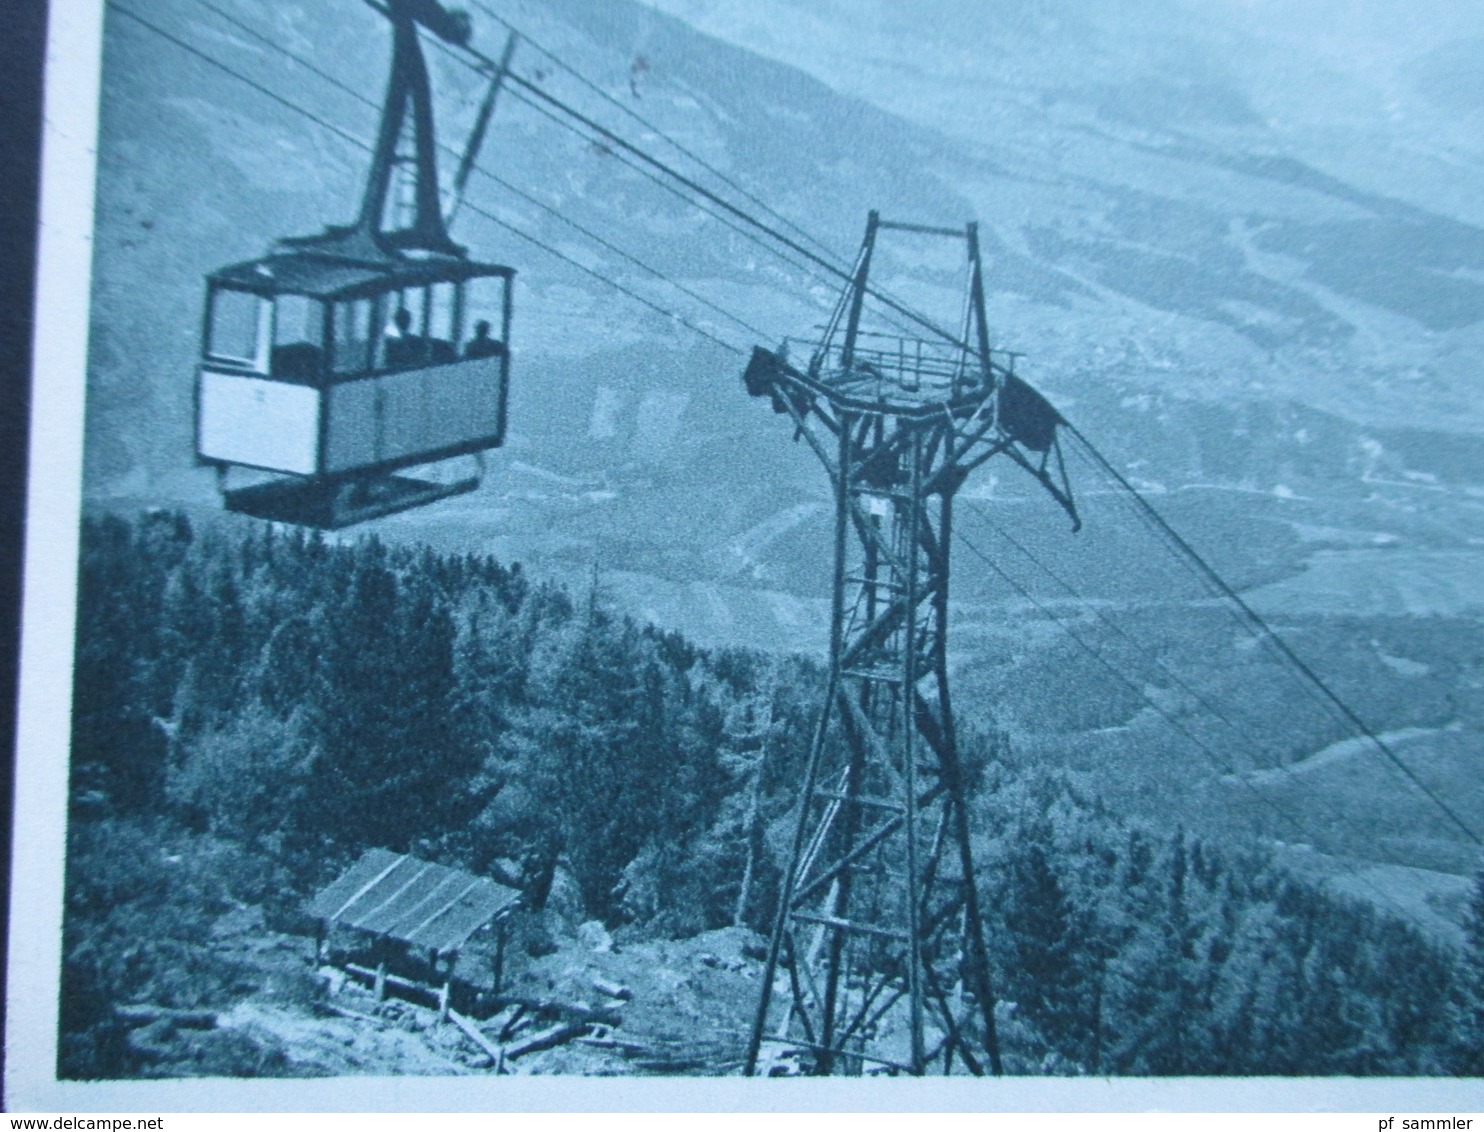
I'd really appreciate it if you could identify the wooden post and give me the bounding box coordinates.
[437,952,452,1024]
[314,920,326,965]
[492,923,506,996]
[374,942,388,1000]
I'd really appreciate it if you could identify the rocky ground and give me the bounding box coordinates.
[114,905,772,1078]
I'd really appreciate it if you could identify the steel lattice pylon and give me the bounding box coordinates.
[741,212,1078,1076]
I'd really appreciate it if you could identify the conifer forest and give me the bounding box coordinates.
[59,512,1484,1078]
[41,0,1484,1089]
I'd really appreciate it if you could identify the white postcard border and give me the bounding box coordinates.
[5,0,1482,1114]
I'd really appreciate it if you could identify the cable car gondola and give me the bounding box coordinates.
[195,0,514,528]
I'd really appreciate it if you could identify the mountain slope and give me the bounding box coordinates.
[83,0,1484,885]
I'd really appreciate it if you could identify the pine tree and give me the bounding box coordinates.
[1452,869,1484,1074]
[1003,822,1096,1067]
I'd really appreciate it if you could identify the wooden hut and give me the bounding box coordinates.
[306,849,521,1021]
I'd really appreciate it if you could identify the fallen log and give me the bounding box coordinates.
[483,1002,520,1027]
[115,1004,217,1029]
[576,1034,742,1073]
[592,977,633,1001]
[314,1002,387,1028]
[505,1021,588,1060]
[489,993,620,1028]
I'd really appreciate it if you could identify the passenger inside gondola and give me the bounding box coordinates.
[464,319,502,359]
[384,306,427,369]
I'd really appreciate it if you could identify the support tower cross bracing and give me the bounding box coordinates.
[741,212,1078,1077]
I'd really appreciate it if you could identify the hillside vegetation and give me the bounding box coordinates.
[61,511,1484,1077]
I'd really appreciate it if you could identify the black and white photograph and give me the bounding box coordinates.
[8,0,1484,1111]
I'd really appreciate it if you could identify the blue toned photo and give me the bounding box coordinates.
[11,0,1484,1109]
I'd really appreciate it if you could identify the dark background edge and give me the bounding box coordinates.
[1,0,52,1107]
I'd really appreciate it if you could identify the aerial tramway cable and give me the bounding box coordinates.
[410,5,973,349]
[962,498,1284,759]
[465,0,848,267]
[111,3,748,359]
[949,523,1465,916]
[954,522,1280,792]
[492,83,956,350]
[958,499,1467,866]
[414,16,977,353]
[122,1,1482,858]
[189,0,771,349]
[500,87,837,296]
[1061,425,1484,848]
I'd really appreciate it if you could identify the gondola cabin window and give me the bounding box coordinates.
[273,294,327,382]
[428,281,459,361]
[205,287,270,372]
[332,297,377,376]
